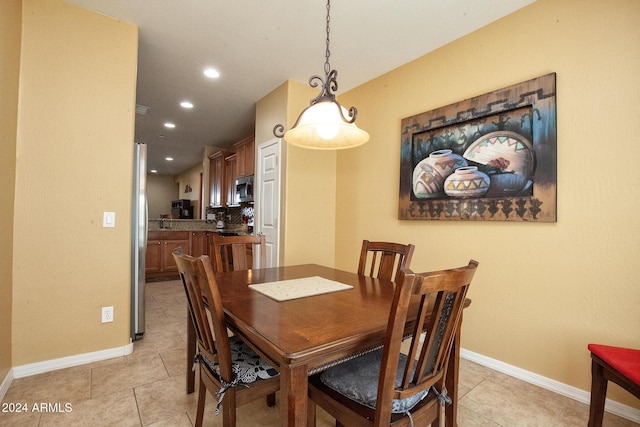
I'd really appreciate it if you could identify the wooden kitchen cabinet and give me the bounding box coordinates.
[233,135,255,177]
[146,231,190,279]
[225,153,238,206]
[145,239,162,274]
[208,137,252,208]
[190,231,211,257]
[208,150,232,207]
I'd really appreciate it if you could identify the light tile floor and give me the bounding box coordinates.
[1,279,637,426]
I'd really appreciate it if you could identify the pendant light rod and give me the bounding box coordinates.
[273,0,367,148]
[305,0,357,122]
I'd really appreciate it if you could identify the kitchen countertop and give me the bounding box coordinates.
[148,219,251,234]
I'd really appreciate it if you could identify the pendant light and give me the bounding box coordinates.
[273,0,369,150]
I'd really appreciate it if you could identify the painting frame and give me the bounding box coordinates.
[399,73,557,222]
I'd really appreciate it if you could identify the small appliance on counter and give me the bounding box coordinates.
[216,212,225,229]
[171,199,193,219]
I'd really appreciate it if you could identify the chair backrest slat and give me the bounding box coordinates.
[358,240,415,282]
[211,234,267,272]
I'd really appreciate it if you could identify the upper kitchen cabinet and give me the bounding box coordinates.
[225,153,239,206]
[209,150,232,208]
[233,135,255,178]
[208,135,253,208]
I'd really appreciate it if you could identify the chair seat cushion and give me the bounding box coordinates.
[202,335,279,383]
[320,349,429,413]
[588,344,640,386]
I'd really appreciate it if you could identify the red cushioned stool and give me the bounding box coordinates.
[587,344,640,427]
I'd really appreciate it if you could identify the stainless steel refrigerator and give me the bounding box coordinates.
[131,142,147,340]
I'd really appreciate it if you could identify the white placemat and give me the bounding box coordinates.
[249,276,353,302]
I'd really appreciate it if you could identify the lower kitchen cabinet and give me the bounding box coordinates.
[190,231,211,257]
[146,231,190,279]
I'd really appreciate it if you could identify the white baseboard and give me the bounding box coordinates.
[0,368,14,402]
[12,341,134,379]
[460,348,640,424]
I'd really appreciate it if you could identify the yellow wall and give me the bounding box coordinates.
[11,0,138,365]
[255,81,288,146]
[0,0,21,380]
[255,82,288,263]
[284,81,337,267]
[147,174,178,219]
[175,164,202,218]
[256,80,337,266]
[333,0,639,408]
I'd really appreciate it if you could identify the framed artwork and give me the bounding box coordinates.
[399,73,557,222]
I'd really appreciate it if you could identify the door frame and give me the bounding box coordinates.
[255,137,283,267]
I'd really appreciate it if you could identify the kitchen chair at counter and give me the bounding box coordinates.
[211,234,266,272]
[173,248,280,427]
[358,240,415,282]
[307,260,479,427]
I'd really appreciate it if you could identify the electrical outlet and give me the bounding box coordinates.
[102,306,114,323]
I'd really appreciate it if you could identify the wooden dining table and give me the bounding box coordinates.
[186,263,469,427]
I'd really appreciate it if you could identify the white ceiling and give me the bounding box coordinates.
[67,0,535,176]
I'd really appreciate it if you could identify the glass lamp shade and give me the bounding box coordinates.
[284,101,369,150]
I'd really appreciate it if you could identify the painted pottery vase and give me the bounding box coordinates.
[412,149,467,198]
[444,166,490,198]
[412,162,443,198]
[425,149,467,179]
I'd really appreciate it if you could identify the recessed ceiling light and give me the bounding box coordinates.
[166,157,174,161]
[180,101,194,109]
[150,169,158,173]
[164,122,176,128]
[204,68,220,79]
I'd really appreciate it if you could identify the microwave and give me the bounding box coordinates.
[236,175,254,203]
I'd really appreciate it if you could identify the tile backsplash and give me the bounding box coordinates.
[206,206,254,225]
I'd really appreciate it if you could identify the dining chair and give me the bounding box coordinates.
[358,240,415,282]
[587,344,640,427]
[211,234,266,272]
[207,233,276,406]
[172,248,280,427]
[307,260,478,427]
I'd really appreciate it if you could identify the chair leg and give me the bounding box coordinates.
[195,376,207,427]
[267,392,276,407]
[588,359,608,427]
[222,388,237,427]
[434,402,443,427]
[187,312,196,394]
[306,399,316,427]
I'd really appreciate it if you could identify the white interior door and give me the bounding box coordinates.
[256,138,281,267]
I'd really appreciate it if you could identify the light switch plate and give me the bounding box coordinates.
[103,212,116,228]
